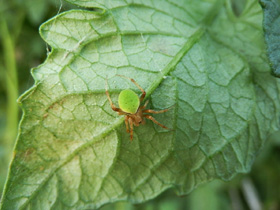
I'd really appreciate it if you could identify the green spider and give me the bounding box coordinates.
[105,75,170,141]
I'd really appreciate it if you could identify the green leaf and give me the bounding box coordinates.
[25,0,48,25]
[1,0,280,209]
[260,0,280,78]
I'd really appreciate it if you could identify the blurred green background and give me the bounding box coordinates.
[0,0,280,209]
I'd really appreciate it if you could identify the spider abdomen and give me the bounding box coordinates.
[118,89,140,114]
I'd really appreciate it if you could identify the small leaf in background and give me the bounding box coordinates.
[0,0,280,209]
[260,0,280,78]
[25,0,48,25]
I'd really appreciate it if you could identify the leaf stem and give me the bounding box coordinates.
[0,15,19,189]
[145,27,205,99]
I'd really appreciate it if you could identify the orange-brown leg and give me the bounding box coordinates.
[140,100,149,109]
[128,117,134,141]
[144,115,169,130]
[124,116,130,133]
[117,75,146,102]
[105,79,125,113]
[143,108,170,114]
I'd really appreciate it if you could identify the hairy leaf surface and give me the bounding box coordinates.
[1,0,280,209]
[261,0,280,77]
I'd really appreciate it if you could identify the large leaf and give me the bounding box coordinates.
[1,0,280,209]
[260,0,280,77]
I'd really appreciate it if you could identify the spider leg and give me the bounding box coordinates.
[124,116,130,133]
[118,112,127,115]
[128,117,134,141]
[117,74,146,102]
[105,79,124,113]
[144,115,170,130]
[141,100,149,109]
[143,108,170,114]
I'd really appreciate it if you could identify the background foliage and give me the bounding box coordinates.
[0,0,280,209]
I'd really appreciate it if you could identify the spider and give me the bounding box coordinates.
[105,75,171,141]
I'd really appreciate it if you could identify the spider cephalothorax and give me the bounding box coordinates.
[105,75,170,141]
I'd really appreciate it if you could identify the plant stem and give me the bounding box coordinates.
[0,16,19,184]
